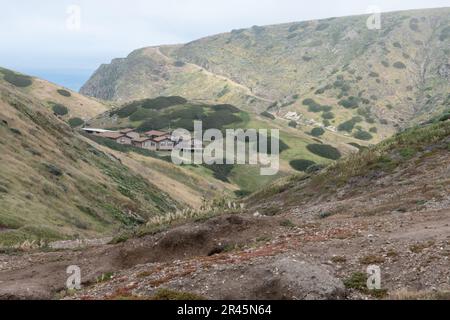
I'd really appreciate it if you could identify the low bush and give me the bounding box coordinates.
[52,104,69,116]
[338,96,360,109]
[2,70,32,88]
[57,89,71,97]
[68,117,84,128]
[338,117,363,132]
[322,111,335,119]
[353,130,373,141]
[289,159,316,172]
[393,61,406,69]
[311,127,325,137]
[260,111,275,120]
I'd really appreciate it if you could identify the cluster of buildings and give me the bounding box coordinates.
[82,128,182,151]
[282,111,337,132]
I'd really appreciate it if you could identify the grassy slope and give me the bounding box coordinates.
[88,97,358,193]
[0,67,112,122]
[246,118,450,210]
[0,81,181,247]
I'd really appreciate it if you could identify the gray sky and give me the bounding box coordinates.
[0,0,448,90]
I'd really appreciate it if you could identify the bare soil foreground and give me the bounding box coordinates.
[0,206,448,300]
[1,123,450,300]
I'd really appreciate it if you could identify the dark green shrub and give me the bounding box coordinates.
[338,117,362,132]
[338,96,360,109]
[68,117,84,128]
[322,111,335,119]
[311,127,325,137]
[288,120,297,128]
[353,130,373,141]
[369,72,379,77]
[52,104,69,116]
[307,144,341,160]
[260,111,275,120]
[393,61,406,69]
[202,110,241,130]
[393,42,402,48]
[57,89,71,97]
[10,128,22,135]
[3,72,32,88]
[289,159,316,172]
[43,163,63,177]
[381,61,389,67]
[212,104,240,113]
[369,127,378,133]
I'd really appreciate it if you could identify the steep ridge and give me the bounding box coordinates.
[0,67,112,123]
[81,8,450,142]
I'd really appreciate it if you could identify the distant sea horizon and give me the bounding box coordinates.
[14,68,94,92]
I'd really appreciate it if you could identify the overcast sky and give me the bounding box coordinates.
[1,0,448,90]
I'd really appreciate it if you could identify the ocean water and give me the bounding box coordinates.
[22,68,94,92]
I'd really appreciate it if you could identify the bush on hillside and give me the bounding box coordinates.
[337,117,363,132]
[322,111,335,119]
[68,117,84,128]
[393,61,406,69]
[3,72,32,88]
[307,144,341,160]
[289,159,316,172]
[260,111,275,120]
[52,104,69,116]
[288,120,297,128]
[57,89,71,97]
[212,104,240,113]
[353,130,373,141]
[202,110,241,130]
[311,127,325,137]
[113,104,138,118]
[338,96,360,109]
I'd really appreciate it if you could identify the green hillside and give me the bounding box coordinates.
[81,8,450,143]
[0,74,180,247]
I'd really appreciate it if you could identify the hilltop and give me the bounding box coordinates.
[81,7,450,142]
